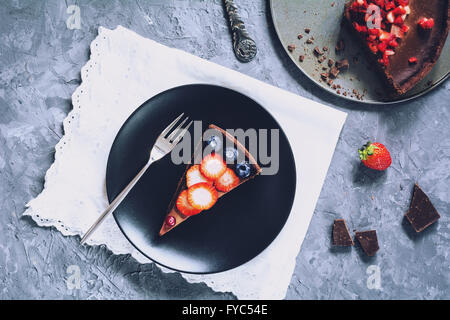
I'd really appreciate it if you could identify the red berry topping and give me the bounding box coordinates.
[409,57,418,64]
[200,154,227,180]
[186,165,213,188]
[418,17,434,30]
[215,168,240,192]
[176,190,202,216]
[358,141,392,171]
[187,183,218,211]
[165,216,176,227]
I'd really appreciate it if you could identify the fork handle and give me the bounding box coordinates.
[80,160,153,244]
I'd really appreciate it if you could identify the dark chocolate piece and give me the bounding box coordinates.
[405,184,441,232]
[299,55,305,62]
[333,219,354,246]
[305,28,311,33]
[355,230,379,256]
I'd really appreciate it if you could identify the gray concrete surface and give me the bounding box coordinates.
[0,0,448,299]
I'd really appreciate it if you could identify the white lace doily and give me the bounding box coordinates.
[23,26,347,299]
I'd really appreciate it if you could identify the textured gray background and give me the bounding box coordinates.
[0,0,448,300]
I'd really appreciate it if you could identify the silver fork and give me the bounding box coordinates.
[80,113,193,245]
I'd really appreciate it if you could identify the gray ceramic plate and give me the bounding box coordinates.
[270,0,450,104]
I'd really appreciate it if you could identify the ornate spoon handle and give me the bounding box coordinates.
[224,0,257,62]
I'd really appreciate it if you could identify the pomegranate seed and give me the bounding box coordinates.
[166,215,176,227]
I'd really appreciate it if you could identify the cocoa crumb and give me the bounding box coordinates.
[298,34,303,39]
[320,73,328,81]
[335,39,345,53]
[314,46,323,56]
[327,79,334,86]
[343,92,347,96]
[306,38,314,44]
[328,59,335,67]
[287,44,296,52]
[305,28,311,33]
[318,56,326,63]
[323,46,329,52]
[335,59,349,70]
[329,66,340,79]
[299,55,305,62]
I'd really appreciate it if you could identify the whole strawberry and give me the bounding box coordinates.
[358,141,392,171]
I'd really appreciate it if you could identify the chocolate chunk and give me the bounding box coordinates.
[305,28,311,33]
[287,44,296,52]
[333,219,354,246]
[355,230,379,256]
[299,55,305,62]
[336,59,349,70]
[405,184,441,232]
[335,39,345,52]
[314,46,323,56]
[329,66,340,78]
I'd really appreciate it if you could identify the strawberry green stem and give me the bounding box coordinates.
[359,141,378,161]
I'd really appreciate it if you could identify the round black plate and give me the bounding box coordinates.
[106,84,297,274]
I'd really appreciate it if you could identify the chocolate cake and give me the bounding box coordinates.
[344,0,450,96]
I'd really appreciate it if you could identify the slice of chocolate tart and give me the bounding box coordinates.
[344,0,450,96]
[159,124,262,236]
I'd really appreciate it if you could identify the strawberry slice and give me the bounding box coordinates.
[200,154,227,180]
[176,190,202,216]
[186,165,212,188]
[187,183,218,210]
[215,168,240,192]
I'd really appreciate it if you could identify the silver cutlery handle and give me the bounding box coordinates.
[224,0,257,62]
[80,160,153,244]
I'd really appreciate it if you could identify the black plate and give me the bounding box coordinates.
[106,84,297,274]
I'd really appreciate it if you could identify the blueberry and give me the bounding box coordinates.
[224,147,238,162]
[235,162,252,179]
[207,135,222,151]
